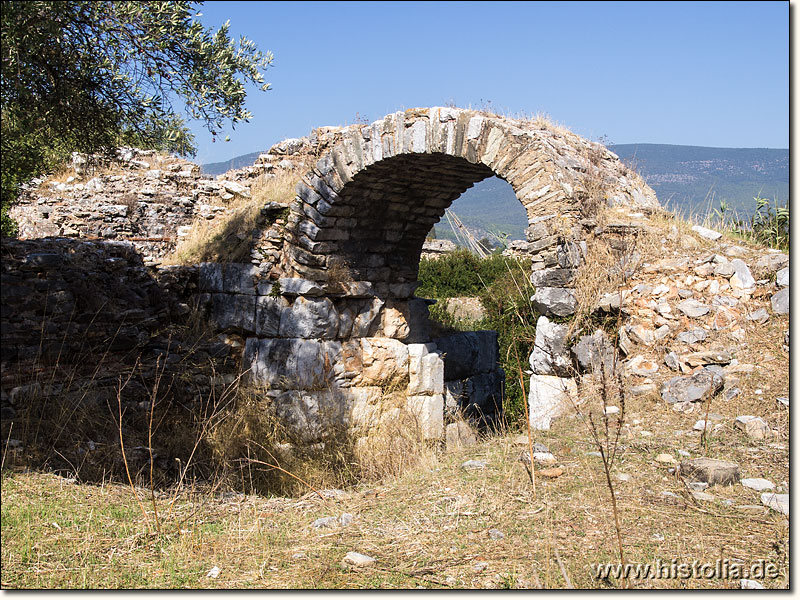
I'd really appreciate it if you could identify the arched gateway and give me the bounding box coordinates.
[243,108,659,441]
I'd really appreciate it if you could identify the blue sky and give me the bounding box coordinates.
[186,1,789,165]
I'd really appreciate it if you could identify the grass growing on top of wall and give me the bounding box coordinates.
[417,250,537,427]
[162,172,296,265]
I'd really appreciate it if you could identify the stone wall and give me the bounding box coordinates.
[4,107,662,444]
[191,264,494,440]
[0,238,241,427]
[10,147,291,272]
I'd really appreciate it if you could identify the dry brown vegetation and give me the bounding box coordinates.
[2,385,789,589]
[162,172,296,265]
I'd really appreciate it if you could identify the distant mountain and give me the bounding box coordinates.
[439,144,790,245]
[608,144,788,217]
[435,177,527,244]
[201,151,263,176]
[203,144,789,246]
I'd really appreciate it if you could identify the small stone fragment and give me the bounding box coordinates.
[685,350,732,367]
[691,491,715,502]
[537,467,563,478]
[740,579,765,590]
[461,459,487,470]
[746,308,769,323]
[771,288,789,314]
[741,478,774,492]
[691,225,722,241]
[680,457,740,486]
[776,267,789,288]
[655,453,677,465]
[343,552,376,567]
[760,492,789,516]
[630,383,656,396]
[312,516,339,529]
[488,528,505,540]
[676,299,710,318]
[661,368,724,404]
[472,561,489,573]
[626,355,659,376]
[676,328,707,344]
[664,351,680,371]
[206,566,221,579]
[734,415,772,440]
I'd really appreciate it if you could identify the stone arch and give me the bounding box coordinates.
[242,108,659,441]
[283,107,658,295]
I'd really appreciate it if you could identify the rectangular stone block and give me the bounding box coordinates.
[356,337,410,386]
[406,394,444,440]
[407,344,444,395]
[530,267,575,288]
[197,262,224,292]
[244,337,343,390]
[255,296,288,337]
[209,293,256,333]
[222,263,258,295]
[348,386,384,430]
[351,298,384,337]
[278,296,339,339]
[272,389,347,443]
[528,374,577,430]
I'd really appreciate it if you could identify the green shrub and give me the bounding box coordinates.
[477,264,537,426]
[417,249,517,297]
[748,195,789,250]
[709,195,789,251]
[417,250,537,428]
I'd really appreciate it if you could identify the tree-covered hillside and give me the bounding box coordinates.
[609,144,788,217]
[204,144,789,246]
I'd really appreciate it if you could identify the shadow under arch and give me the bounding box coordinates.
[283,107,658,298]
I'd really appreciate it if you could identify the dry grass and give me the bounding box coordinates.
[161,172,296,265]
[2,400,789,589]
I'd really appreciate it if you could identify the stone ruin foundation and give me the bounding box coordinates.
[2,107,660,449]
